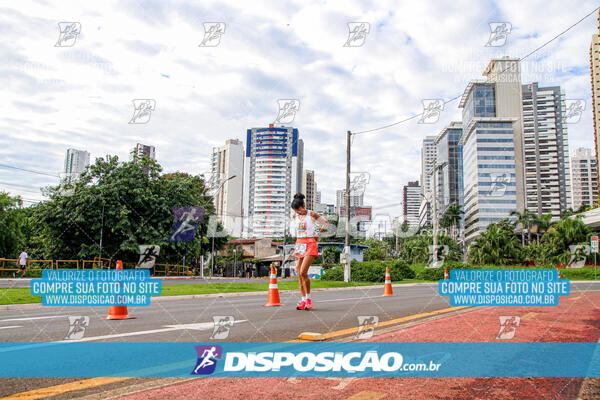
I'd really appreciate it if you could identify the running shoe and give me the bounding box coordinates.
[296,300,306,310]
[305,299,313,310]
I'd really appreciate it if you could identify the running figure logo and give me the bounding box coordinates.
[210,316,234,339]
[199,22,226,47]
[496,316,520,340]
[55,22,81,47]
[169,207,205,242]
[355,316,379,340]
[192,345,223,375]
[64,316,89,340]
[565,100,586,124]
[485,22,511,47]
[343,22,370,47]
[137,245,160,269]
[418,99,444,124]
[128,99,156,124]
[274,99,300,124]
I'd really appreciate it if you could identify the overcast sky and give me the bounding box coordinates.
[1,0,598,221]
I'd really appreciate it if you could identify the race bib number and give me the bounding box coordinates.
[295,243,307,254]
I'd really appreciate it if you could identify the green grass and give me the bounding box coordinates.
[0,280,398,305]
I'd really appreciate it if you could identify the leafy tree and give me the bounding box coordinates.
[541,216,591,265]
[361,238,391,261]
[510,209,535,246]
[33,156,223,264]
[322,245,341,264]
[468,222,521,265]
[0,192,28,257]
[440,204,463,240]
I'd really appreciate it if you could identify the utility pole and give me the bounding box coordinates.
[344,130,352,282]
[431,162,438,267]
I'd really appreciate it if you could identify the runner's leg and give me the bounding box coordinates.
[295,256,305,297]
[300,255,316,295]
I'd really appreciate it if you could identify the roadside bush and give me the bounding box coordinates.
[321,260,414,282]
[417,267,445,281]
[322,264,343,281]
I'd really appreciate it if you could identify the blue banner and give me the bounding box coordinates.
[439,269,569,306]
[0,342,598,378]
[30,269,161,306]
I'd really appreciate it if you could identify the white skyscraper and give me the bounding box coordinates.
[243,125,303,238]
[63,148,90,183]
[571,148,599,210]
[419,136,437,226]
[459,57,525,242]
[131,143,155,162]
[521,83,571,218]
[336,189,363,215]
[211,139,244,237]
[403,181,421,226]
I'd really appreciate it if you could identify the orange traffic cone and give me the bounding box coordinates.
[557,267,561,280]
[383,266,393,296]
[444,268,449,280]
[103,260,134,320]
[265,264,281,306]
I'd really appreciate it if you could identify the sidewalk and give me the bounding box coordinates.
[118,291,600,400]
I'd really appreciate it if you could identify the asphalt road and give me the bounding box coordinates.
[1,282,599,399]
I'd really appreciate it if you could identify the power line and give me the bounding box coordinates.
[0,163,59,178]
[352,6,600,135]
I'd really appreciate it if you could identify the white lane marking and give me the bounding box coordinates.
[58,320,248,343]
[1,315,65,322]
[0,325,23,330]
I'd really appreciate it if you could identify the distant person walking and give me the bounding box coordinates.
[291,193,328,310]
[15,248,28,278]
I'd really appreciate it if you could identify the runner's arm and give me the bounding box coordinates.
[311,211,329,235]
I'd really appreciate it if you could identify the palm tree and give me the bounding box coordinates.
[534,213,553,245]
[468,222,521,265]
[510,209,535,246]
[445,204,464,240]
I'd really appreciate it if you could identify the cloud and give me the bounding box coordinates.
[0,0,597,220]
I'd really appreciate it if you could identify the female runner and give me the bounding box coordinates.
[291,193,328,310]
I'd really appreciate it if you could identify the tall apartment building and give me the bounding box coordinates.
[459,57,525,242]
[435,122,464,212]
[403,181,421,227]
[210,139,244,237]
[590,10,600,197]
[336,189,363,215]
[243,125,303,238]
[571,148,598,210]
[131,143,156,162]
[521,83,571,218]
[63,148,90,183]
[302,169,316,209]
[419,136,437,227]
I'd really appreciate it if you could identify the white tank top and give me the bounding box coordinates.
[294,211,316,238]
